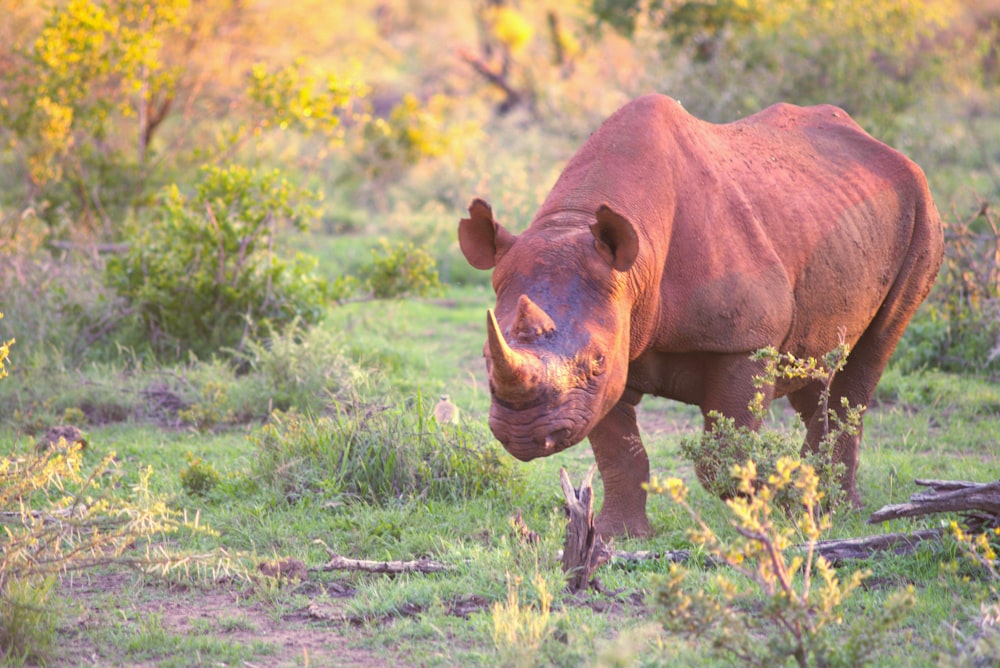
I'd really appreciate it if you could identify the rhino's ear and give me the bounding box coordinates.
[591,204,639,272]
[459,198,516,270]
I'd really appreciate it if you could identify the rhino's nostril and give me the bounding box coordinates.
[544,428,571,452]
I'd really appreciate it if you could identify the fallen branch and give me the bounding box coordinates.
[868,479,1000,523]
[810,529,943,563]
[604,476,1000,566]
[314,540,450,574]
[601,531,943,567]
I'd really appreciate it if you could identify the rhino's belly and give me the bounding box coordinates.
[670,263,794,353]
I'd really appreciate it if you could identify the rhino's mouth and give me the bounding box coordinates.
[487,401,591,461]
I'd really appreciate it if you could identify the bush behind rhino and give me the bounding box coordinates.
[250,399,521,506]
[105,165,329,362]
[894,203,1000,374]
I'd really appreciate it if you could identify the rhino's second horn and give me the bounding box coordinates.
[512,294,557,343]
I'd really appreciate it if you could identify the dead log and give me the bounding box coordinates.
[314,540,450,574]
[810,529,943,563]
[560,465,613,592]
[599,531,944,566]
[868,479,1000,523]
[605,531,943,566]
[604,476,1000,567]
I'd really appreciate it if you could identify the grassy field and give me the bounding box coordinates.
[2,282,998,667]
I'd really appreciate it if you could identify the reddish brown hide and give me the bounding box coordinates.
[458,94,943,538]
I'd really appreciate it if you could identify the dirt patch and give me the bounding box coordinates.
[51,570,648,666]
[55,572,383,667]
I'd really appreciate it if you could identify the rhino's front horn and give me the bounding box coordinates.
[487,308,544,400]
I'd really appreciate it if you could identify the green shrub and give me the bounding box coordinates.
[179,452,222,496]
[894,202,1000,373]
[361,240,442,299]
[105,165,329,361]
[249,399,518,506]
[683,342,856,506]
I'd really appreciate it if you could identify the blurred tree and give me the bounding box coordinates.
[459,1,589,116]
[0,0,473,239]
[0,0,190,238]
[588,0,960,136]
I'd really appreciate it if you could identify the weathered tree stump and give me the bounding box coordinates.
[560,465,613,593]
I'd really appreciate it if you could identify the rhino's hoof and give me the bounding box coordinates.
[595,513,652,539]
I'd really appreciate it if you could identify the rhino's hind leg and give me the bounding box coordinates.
[787,381,864,505]
[589,400,652,538]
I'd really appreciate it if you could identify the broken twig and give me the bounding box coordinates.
[314,540,450,574]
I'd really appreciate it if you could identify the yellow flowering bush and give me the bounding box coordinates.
[650,458,914,667]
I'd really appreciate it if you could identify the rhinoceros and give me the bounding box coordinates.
[459,94,943,537]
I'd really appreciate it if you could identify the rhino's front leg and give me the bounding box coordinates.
[589,400,651,538]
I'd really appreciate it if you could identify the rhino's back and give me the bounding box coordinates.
[538,94,940,355]
[715,102,939,353]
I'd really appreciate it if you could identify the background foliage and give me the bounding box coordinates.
[1,0,999,665]
[1,0,997,370]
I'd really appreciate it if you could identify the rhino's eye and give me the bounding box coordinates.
[591,353,606,377]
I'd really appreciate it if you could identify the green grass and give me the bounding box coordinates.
[321,284,495,408]
[2,286,999,666]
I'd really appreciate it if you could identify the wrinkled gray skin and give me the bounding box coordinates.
[459,94,944,537]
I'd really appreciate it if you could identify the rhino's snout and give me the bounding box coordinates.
[490,419,577,461]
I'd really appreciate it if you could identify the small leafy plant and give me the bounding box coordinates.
[684,337,858,507]
[491,572,557,666]
[948,520,1000,580]
[179,452,222,497]
[178,381,235,432]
